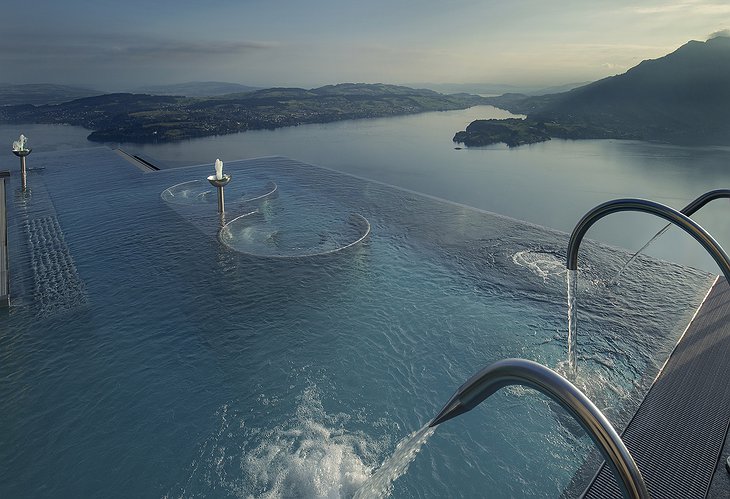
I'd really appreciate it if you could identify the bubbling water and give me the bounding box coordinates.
[511,250,567,283]
[166,385,394,499]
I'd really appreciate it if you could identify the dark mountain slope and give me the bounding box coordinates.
[467,36,730,146]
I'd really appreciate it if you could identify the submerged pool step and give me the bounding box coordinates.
[5,170,87,315]
[583,277,730,498]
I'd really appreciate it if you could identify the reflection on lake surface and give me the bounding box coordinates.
[3,105,730,272]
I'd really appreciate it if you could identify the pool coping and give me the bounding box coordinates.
[0,170,8,307]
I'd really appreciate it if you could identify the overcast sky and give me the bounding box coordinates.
[1,0,728,90]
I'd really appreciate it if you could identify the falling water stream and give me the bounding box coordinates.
[566,270,579,378]
[609,224,672,287]
[353,425,435,498]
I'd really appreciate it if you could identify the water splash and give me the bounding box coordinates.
[609,224,671,286]
[353,425,435,498]
[166,385,389,498]
[566,269,578,378]
[512,250,567,283]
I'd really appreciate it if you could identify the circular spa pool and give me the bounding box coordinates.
[162,174,370,258]
[219,210,370,258]
[161,178,278,207]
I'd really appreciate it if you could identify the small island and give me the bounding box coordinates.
[453,118,612,147]
[453,119,551,147]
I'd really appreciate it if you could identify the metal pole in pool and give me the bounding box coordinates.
[207,158,231,214]
[11,134,31,192]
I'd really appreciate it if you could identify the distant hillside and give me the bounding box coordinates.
[133,81,261,97]
[0,83,103,106]
[465,36,730,146]
[415,82,589,96]
[0,83,488,143]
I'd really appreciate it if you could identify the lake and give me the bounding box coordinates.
[3,106,730,273]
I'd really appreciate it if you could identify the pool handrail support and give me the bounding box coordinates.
[680,188,730,217]
[566,198,730,282]
[429,358,649,499]
[610,189,730,282]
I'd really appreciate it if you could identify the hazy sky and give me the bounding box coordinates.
[1,0,728,90]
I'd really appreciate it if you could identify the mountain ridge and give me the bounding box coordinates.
[459,36,730,147]
[133,81,261,97]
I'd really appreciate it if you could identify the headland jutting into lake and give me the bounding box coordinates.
[0,83,487,144]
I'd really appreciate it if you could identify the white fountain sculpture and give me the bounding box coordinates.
[214,158,223,180]
[208,158,231,214]
[11,133,31,191]
[12,134,28,152]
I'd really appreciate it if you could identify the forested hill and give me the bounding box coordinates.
[0,83,487,143]
[467,36,730,146]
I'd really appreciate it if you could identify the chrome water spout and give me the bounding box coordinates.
[566,198,730,281]
[566,198,730,372]
[429,358,649,499]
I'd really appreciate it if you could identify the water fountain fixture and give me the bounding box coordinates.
[207,158,231,214]
[429,358,649,499]
[566,198,730,372]
[11,134,31,192]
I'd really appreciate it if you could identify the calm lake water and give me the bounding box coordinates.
[4,106,730,273]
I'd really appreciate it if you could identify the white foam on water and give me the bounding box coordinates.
[242,401,375,499]
[512,250,566,283]
[167,385,393,499]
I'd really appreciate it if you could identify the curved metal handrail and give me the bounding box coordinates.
[609,190,730,285]
[680,188,730,217]
[429,358,649,499]
[566,198,730,281]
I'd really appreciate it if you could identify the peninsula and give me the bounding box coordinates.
[0,83,487,143]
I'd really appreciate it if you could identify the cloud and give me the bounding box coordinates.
[106,40,275,61]
[708,28,730,39]
[0,33,275,65]
[0,33,279,88]
[633,1,730,15]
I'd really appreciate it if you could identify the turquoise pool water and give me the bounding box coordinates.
[0,148,712,497]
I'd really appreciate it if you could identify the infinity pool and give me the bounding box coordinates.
[0,148,712,498]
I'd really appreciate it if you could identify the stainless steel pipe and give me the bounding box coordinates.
[430,358,649,499]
